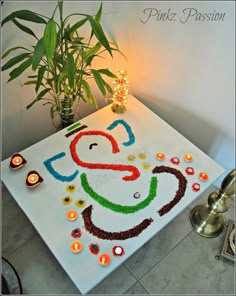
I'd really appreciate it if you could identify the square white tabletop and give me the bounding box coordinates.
[1,95,224,294]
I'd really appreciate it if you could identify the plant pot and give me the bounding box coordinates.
[61,96,74,128]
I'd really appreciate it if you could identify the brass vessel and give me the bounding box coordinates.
[111,103,127,114]
[190,169,235,238]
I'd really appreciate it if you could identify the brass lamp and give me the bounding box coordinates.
[190,169,235,238]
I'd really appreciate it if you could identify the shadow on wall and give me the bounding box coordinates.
[135,94,235,186]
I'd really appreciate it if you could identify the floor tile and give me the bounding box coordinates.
[2,187,38,256]
[124,281,149,295]
[124,207,192,279]
[5,235,80,294]
[89,264,136,295]
[140,231,235,295]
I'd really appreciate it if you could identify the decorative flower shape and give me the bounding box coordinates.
[89,243,100,255]
[142,162,151,169]
[62,196,72,205]
[192,182,201,192]
[170,157,180,165]
[112,246,125,257]
[127,154,136,162]
[133,192,141,199]
[75,198,87,208]
[66,184,77,193]
[71,228,82,238]
[185,167,195,175]
[138,152,146,160]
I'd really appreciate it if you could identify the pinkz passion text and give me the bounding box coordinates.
[140,8,226,24]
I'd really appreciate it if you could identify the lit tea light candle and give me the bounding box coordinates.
[25,170,43,188]
[98,253,111,266]
[192,182,201,192]
[198,172,209,181]
[156,152,165,161]
[70,240,83,253]
[66,209,78,221]
[12,156,23,166]
[184,153,193,162]
[27,173,39,184]
[10,153,27,170]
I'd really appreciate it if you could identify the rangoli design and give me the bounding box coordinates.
[44,152,79,182]
[82,205,153,240]
[107,119,135,146]
[70,130,140,181]
[42,119,207,246]
[80,173,158,214]
[152,166,187,216]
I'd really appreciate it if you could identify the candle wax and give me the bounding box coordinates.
[12,156,23,166]
[27,173,39,184]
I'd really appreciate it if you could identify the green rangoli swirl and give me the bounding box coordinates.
[80,173,158,214]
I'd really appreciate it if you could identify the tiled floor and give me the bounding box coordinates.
[2,184,235,295]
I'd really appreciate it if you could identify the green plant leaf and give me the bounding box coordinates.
[111,47,127,61]
[87,15,112,57]
[23,80,37,85]
[90,3,103,40]
[76,69,90,76]
[85,42,102,59]
[28,75,38,78]
[44,19,57,66]
[8,57,32,82]
[35,65,46,92]
[91,69,106,97]
[81,79,92,100]
[2,53,31,71]
[68,18,87,35]
[56,71,66,94]
[43,102,54,106]
[67,52,75,89]
[2,10,47,26]
[103,79,113,94]
[97,68,117,78]
[32,38,44,71]
[12,19,38,39]
[26,99,39,109]
[37,88,51,99]
[78,92,87,103]
[95,2,103,23]
[2,46,31,59]
[50,105,56,119]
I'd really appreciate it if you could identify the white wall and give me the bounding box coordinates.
[1,1,235,186]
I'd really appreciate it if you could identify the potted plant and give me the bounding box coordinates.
[1,1,125,128]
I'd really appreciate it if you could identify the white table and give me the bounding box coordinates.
[1,95,224,294]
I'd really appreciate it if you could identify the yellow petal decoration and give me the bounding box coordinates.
[142,162,151,170]
[62,196,72,205]
[66,184,76,193]
[75,198,87,209]
[127,154,136,162]
[138,152,146,160]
